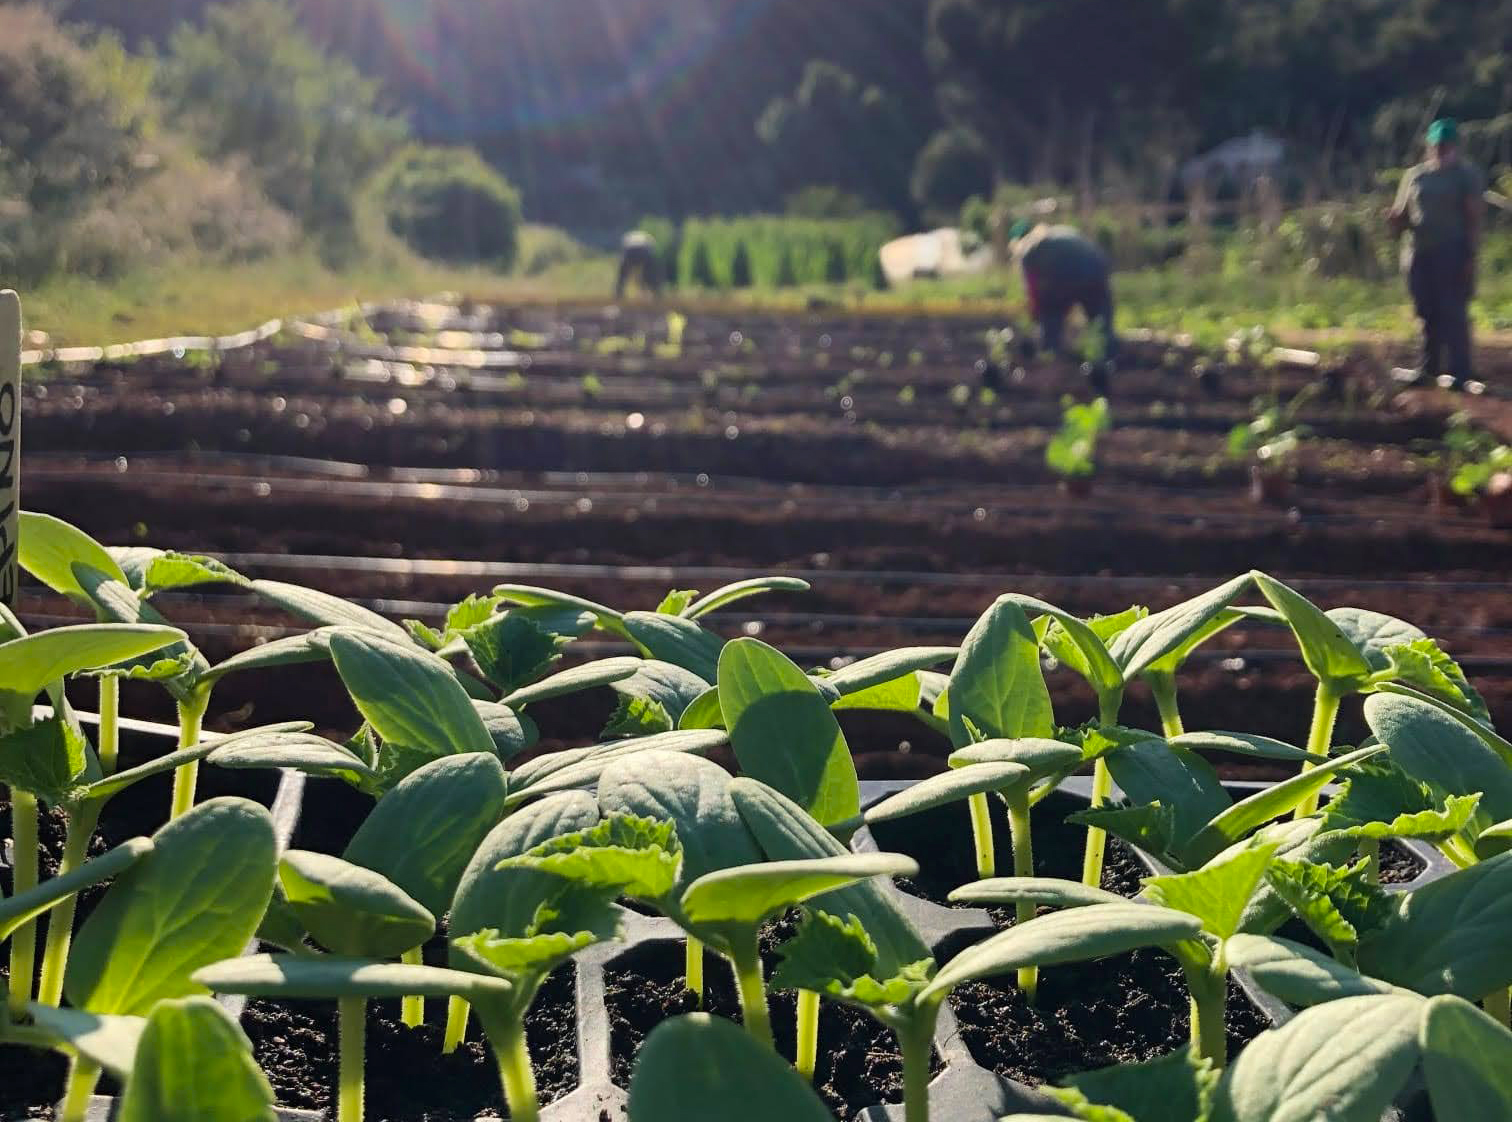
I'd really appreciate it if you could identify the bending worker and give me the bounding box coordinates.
[615,230,663,300]
[1008,219,1119,391]
[1388,118,1485,391]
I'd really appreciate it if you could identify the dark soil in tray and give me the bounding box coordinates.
[604,923,939,1121]
[950,948,1270,1087]
[241,965,577,1122]
[1376,841,1428,885]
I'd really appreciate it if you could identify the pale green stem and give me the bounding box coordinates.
[967,793,996,879]
[57,1057,100,1122]
[98,676,120,777]
[1147,670,1185,738]
[1439,836,1478,869]
[442,996,470,1054]
[1006,790,1038,1003]
[36,798,102,1007]
[1293,683,1342,821]
[796,989,820,1081]
[488,1019,540,1122]
[897,1008,940,1122]
[685,936,705,1006]
[7,788,39,1016]
[731,942,774,1049]
[1080,694,1122,887]
[1484,987,1511,1029]
[401,947,424,1027]
[338,996,366,1122]
[1358,838,1381,886]
[1186,955,1230,1069]
[170,690,210,820]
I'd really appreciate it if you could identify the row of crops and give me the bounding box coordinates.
[2,509,1511,1121]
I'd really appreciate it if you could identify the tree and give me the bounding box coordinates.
[911,127,993,219]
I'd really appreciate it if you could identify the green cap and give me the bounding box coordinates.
[1008,218,1033,242]
[1427,118,1458,145]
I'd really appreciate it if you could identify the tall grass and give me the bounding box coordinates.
[674,214,898,289]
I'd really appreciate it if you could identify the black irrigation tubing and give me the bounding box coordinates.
[203,550,1512,595]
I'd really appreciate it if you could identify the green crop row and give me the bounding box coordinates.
[639,213,898,291]
[2,514,1510,1122]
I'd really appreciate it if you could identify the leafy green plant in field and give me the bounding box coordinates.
[1046,396,1110,481]
[1435,411,1512,498]
[1225,388,1315,474]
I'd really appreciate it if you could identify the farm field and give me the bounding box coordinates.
[22,300,1512,772]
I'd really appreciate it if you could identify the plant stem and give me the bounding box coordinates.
[98,677,120,777]
[57,1057,100,1122]
[1080,759,1113,888]
[488,1019,540,1122]
[7,788,39,1016]
[169,690,210,820]
[400,947,424,1027]
[967,793,995,879]
[796,989,820,1081]
[897,1010,939,1122]
[1006,790,1038,1003]
[1293,683,1341,820]
[442,996,470,1054]
[731,942,774,1049]
[1440,835,1478,869]
[1147,670,1185,738]
[685,936,705,1007]
[35,798,102,1007]
[1484,987,1511,1029]
[1186,959,1229,1069]
[1358,838,1380,885]
[338,996,366,1122]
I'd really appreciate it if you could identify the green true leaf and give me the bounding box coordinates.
[1104,739,1231,851]
[328,628,493,756]
[443,593,508,638]
[249,579,410,641]
[949,877,1125,909]
[1209,994,1423,1122]
[26,1004,145,1080]
[656,589,700,615]
[597,751,763,887]
[945,598,1055,749]
[1179,744,1386,867]
[947,737,1083,783]
[0,837,152,942]
[207,727,374,781]
[612,660,710,725]
[1168,731,1323,764]
[1358,851,1512,1000]
[1109,574,1252,680]
[450,792,603,958]
[1006,594,1123,700]
[628,1013,835,1121]
[195,953,511,1002]
[118,996,276,1122]
[680,853,917,932]
[1226,934,1403,1008]
[1249,572,1374,689]
[769,909,933,1008]
[1382,639,1490,722]
[863,762,1030,824]
[1262,858,1391,962]
[66,798,277,1015]
[718,638,859,829]
[497,813,683,901]
[623,612,725,683]
[141,553,247,596]
[1364,692,1512,825]
[453,881,622,976]
[462,611,573,694]
[924,903,1203,1001]
[1142,844,1278,940]
[71,566,208,700]
[343,752,507,916]
[1066,803,1178,862]
[18,511,128,606]
[0,714,89,804]
[279,850,435,958]
[500,656,642,708]
[603,695,674,738]
[680,577,810,620]
[1420,994,1512,1118]
[79,652,198,684]
[1056,1046,1217,1122]
[729,778,930,974]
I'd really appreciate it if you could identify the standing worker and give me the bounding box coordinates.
[1008,220,1119,393]
[615,230,663,300]
[1388,118,1485,392]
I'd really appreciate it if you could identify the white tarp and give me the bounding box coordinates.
[879,228,993,287]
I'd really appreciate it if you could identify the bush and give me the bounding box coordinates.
[911,128,994,221]
[370,146,523,269]
[515,224,592,277]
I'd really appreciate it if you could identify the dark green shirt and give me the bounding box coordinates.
[1394,158,1485,262]
[1017,226,1110,294]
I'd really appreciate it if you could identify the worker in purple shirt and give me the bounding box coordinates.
[1008,219,1119,393]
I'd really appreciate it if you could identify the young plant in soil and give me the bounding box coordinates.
[0,619,186,1016]
[24,798,277,1122]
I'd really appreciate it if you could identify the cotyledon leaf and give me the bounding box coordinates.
[502,730,727,809]
[0,624,186,699]
[1169,731,1324,763]
[26,1004,145,1080]
[249,579,410,640]
[1225,934,1404,1008]
[1326,607,1426,672]
[195,954,513,1002]
[1420,994,1512,1119]
[1108,574,1252,679]
[949,877,1125,910]
[492,585,629,638]
[623,612,725,683]
[863,763,1030,824]
[18,511,128,605]
[206,728,374,781]
[1004,593,1123,699]
[945,597,1054,749]
[201,628,340,685]
[117,996,276,1122]
[500,656,642,708]
[1104,739,1231,850]
[681,576,811,620]
[946,737,1084,782]
[822,647,959,697]
[1249,571,1374,689]
[1364,692,1512,824]
[679,853,917,929]
[279,850,434,959]
[611,659,710,724]
[0,837,153,942]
